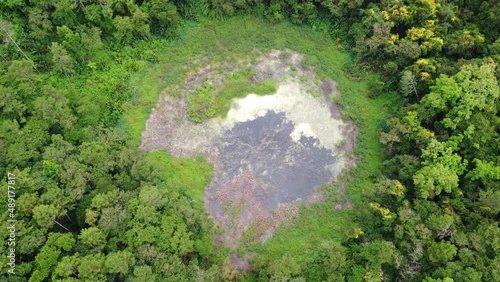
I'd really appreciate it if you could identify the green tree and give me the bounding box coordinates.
[56,26,82,61]
[0,20,36,66]
[423,277,454,282]
[17,228,45,256]
[47,232,75,252]
[0,60,36,120]
[5,59,37,90]
[34,86,76,131]
[320,240,349,281]
[264,255,304,282]
[426,214,454,239]
[32,204,59,230]
[421,62,499,130]
[30,246,61,282]
[80,26,104,59]
[53,254,80,280]
[84,4,114,33]
[59,159,88,204]
[143,0,181,36]
[78,227,106,250]
[413,163,460,199]
[427,241,457,265]
[52,0,78,27]
[27,7,53,43]
[446,27,486,58]
[17,193,40,218]
[77,253,106,281]
[105,250,135,275]
[113,15,134,45]
[2,119,50,169]
[0,86,26,119]
[129,265,157,282]
[50,42,74,82]
[158,215,194,254]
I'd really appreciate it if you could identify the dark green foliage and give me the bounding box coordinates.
[0,3,218,279]
[131,150,212,203]
[0,0,498,281]
[143,0,182,37]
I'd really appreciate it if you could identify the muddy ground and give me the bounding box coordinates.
[140,50,357,270]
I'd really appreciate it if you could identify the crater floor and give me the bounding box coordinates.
[140,50,356,251]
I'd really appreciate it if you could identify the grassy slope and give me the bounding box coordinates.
[121,15,399,264]
[139,150,212,206]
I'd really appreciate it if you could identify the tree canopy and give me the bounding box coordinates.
[1,0,499,281]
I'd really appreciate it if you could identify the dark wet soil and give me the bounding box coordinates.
[141,50,357,266]
[216,111,335,211]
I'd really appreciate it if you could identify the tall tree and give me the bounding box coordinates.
[50,42,74,83]
[0,20,36,67]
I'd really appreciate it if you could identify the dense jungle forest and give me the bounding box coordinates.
[0,0,499,281]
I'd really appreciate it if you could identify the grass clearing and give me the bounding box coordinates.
[187,68,277,123]
[120,16,335,145]
[122,15,401,265]
[138,150,212,205]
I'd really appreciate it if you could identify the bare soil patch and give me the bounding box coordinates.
[140,50,357,267]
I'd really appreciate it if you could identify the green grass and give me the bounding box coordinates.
[252,206,357,267]
[215,78,276,117]
[120,16,338,145]
[138,150,212,205]
[121,15,401,265]
[187,69,277,123]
